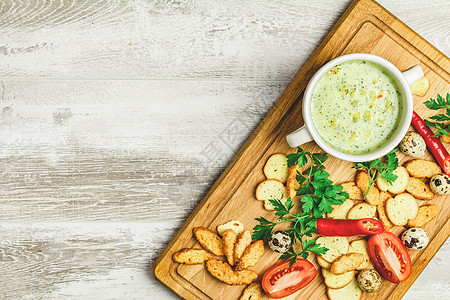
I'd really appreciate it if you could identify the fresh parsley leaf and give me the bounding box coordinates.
[252,147,349,265]
[424,93,450,137]
[353,150,399,199]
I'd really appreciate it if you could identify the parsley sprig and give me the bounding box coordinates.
[252,147,348,265]
[353,149,399,199]
[424,93,450,137]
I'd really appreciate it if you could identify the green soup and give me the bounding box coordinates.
[311,60,401,154]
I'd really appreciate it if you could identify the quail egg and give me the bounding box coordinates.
[399,131,426,158]
[268,230,291,253]
[357,269,382,293]
[430,173,450,195]
[401,228,429,250]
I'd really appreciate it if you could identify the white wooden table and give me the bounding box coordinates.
[0,0,448,299]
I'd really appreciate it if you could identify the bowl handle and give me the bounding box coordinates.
[402,65,424,85]
[286,125,313,148]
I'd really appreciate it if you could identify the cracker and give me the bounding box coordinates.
[236,240,265,271]
[223,229,237,266]
[172,248,212,264]
[407,204,438,227]
[193,227,224,256]
[355,170,380,205]
[406,177,434,200]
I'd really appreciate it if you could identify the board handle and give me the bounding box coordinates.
[286,125,313,148]
[402,65,424,85]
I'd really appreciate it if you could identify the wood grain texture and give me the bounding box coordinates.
[0,0,448,298]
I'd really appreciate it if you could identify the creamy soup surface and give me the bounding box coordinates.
[311,60,401,154]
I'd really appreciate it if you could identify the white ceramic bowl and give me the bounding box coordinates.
[286,53,423,162]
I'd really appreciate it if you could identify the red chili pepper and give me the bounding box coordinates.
[316,218,384,236]
[411,111,450,175]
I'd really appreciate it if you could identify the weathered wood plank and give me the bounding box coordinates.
[0,221,179,299]
[0,80,286,221]
[0,0,447,80]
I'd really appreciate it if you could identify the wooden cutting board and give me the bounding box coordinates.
[152,0,450,299]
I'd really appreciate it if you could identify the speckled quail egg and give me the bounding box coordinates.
[401,228,429,250]
[399,131,427,158]
[357,269,382,293]
[430,173,450,195]
[268,230,291,253]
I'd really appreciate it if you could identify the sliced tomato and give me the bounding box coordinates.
[262,258,316,299]
[368,231,412,283]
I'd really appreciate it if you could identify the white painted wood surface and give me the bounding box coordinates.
[0,0,448,299]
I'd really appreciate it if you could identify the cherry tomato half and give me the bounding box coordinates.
[368,231,412,283]
[262,258,316,299]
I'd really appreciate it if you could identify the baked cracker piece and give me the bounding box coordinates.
[263,154,289,183]
[322,268,354,289]
[239,282,262,300]
[330,253,364,275]
[206,259,257,285]
[236,240,265,271]
[407,204,438,227]
[406,177,435,200]
[355,170,380,205]
[223,229,237,266]
[386,193,419,226]
[286,164,301,198]
[341,181,363,200]
[377,193,394,230]
[234,230,252,263]
[404,159,441,178]
[327,277,362,300]
[172,248,212,264]
[410,76,430,97]
[193,227,224,256]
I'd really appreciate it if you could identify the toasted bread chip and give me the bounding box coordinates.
[410,76,430,97]
[327,277,362,300]
[255,179,286,201]
[206,259,257,285]
[348,240,371,270]
[264,154,289,183]
[376,166,409,194]
[441,135,450,143]
[236,240,265,271]
[404,159,441,178]
[234,230,252,263]
[331,253,364,275]
[193,227,224,256]
[347,203,377,220]
[355,170,380,205]
[377,198,394,230]
[406,177,435,200]
[379,191,391,203]
[322,268,354,289]
[239,282,262,300]
[286,164,301,198]
[341,181,363,200]
[327,198,355,219]
[223,229,237,266]
[172,248,213,264]
[316,236,349,263]
[386,193,419,226]
[317,255,332,269]
[217,220,244,236]
[407,204,438,227]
